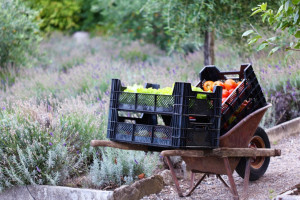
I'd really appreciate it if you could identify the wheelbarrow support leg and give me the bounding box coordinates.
[190,172,195,189]
[223,157,239,200]
[165,156,183,197]
[185,173,207,197]
[217,174,230,188]
[242,158,251,199]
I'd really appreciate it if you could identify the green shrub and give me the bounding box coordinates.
[0,0,41,69]
[25,0,81,32]
[92,0,170,50]
[0,108,85,191]
[77,0,104,32]
[25,0,103,33]
[58,112,107,156]
[89,148,159,187]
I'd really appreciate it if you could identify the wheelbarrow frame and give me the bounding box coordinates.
[91,104,281,199]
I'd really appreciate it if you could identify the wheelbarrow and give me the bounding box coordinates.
[91,104,281,199]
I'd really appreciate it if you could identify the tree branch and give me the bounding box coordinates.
[250,24,277,46]
[286,47,300,51]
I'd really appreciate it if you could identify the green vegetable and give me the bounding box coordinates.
[124,84,207,99]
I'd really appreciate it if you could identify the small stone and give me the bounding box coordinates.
[113,185,140,200]
[158,170,173,185]
[113,175,164,200]
[72,31,89,44]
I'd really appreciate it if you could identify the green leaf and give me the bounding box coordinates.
[251,7,260,11]
[267,36,277,42]
[242,30,254,37]
[257,43,268,51]
[248,35,262,45]
[276,5,284,17]
[295,30,300,38]
[262,13,268,23]
[251,9,262,16]
[261,3,267,11]
[269,46,280,55]
[268,16,275,24]
[294,42,300,49]
[292,0,300,5]
[294,12,299,24]
[285,0,290,12]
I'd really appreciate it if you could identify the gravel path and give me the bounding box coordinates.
[143,132,300,200]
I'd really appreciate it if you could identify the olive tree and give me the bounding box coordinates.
[243,0,300,55]
[143,0,279,65]
[0,0,41,69]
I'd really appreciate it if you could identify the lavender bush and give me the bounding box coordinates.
[90,149,159,188]
[0,106,85,191]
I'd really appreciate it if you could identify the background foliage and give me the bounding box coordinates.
[243,0,300,55]
[143,0,280,53]
[91,0,171,50]
[0,0,41,69]
[25,0,103,33]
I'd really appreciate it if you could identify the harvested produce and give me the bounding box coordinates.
[124,84,207,99]
[203,79,242,103]
[224,79,237,91]
[213,81,225,89]
[222,89,230,98]
[203,81,214,91]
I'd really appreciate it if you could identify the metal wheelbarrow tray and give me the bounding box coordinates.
[91,104,281,199]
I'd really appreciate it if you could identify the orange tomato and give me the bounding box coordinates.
[222,89,229,98]
[228,89,234,94]
[237,81,242,86]
[203,81,214,91]
[213,81,225,89]
[224,79,237,91]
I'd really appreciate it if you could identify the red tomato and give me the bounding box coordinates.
[228,89,234,94]
[213,81,225,89]
[222,89,229,98]
[203,81,214,91]
[224,79,237,91]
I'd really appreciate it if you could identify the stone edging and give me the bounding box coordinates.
[266,117,300,143]
[0,185,113,200]
[0,175,164,200]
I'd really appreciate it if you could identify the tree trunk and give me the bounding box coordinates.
[203,30,215,66]
[210,29,215,65]
[204,30,210,66]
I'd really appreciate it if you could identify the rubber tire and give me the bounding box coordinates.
[235,127,271,181]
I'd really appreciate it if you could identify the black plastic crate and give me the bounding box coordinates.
[107,79,222,149]
[197,63,267,135]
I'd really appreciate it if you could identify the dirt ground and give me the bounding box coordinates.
[143,132,300,200]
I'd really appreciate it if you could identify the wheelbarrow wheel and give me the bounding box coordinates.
[235,127,270,181]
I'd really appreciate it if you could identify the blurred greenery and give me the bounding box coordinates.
[143,0,280,56]
[24,0,103,33]
[243,0,300,55]
[0,0,41,69]
[91,0,171,50]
